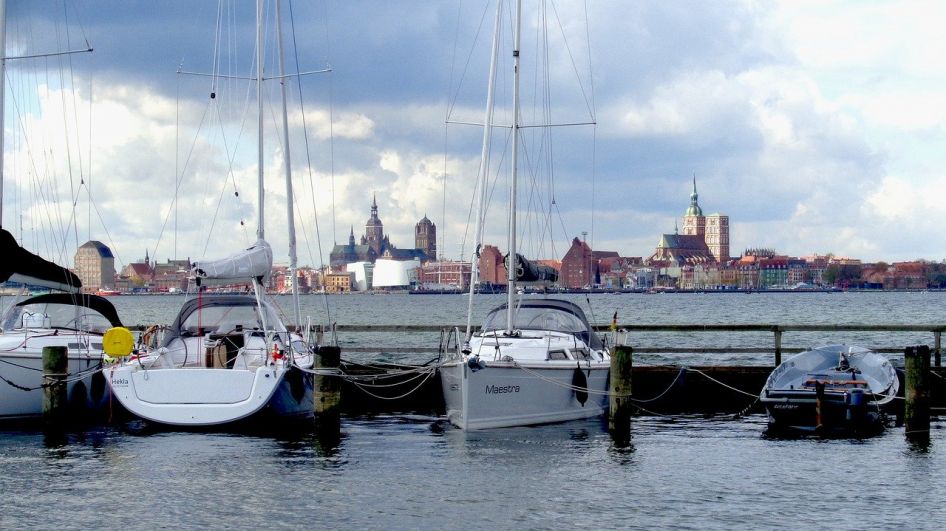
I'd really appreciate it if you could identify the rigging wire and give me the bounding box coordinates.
[288,0,334,329]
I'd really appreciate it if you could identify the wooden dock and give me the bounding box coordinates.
[329,323,946,416]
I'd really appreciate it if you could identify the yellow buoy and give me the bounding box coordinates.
[103,327,135,358]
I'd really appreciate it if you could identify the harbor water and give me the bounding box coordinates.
[1,292,945,528]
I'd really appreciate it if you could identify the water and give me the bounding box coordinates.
[1,292,945,528]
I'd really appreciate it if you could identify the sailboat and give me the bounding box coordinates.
[103,0,316,427]
[0,0,120,422]
[439,0,611,430]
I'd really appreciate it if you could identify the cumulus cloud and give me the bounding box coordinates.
[5,0,945,267]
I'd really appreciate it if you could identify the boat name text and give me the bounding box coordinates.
[486,384,520,395]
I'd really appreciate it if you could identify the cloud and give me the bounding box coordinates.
[5,0,946,269]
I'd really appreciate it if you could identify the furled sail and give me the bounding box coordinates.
[191,239,273,283]
[505,253,558,283]
[0,228,81,292]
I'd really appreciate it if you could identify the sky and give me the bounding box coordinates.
[2,0,945,271]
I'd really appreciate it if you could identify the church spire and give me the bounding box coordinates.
[685,174,703,217]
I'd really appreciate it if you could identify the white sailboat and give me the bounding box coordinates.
[103,0,317,427]
[0,0,116,422]
[439,0,610,430]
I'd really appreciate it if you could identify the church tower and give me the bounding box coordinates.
[681,176,706,238]
[361,194,385,255]
[415,215,437,261]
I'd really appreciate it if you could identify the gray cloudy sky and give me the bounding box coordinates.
[3,0,945,270]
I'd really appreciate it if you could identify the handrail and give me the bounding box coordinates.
[130,323,945,366]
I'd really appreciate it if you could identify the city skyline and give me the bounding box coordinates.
[2,1,945,271]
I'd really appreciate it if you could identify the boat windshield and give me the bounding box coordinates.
[179,303,285,335]
[2,302,114,333]
[481,306,588,334]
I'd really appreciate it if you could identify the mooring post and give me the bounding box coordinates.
[773,328,782,367]
[609,345,633,437]
[904,345,930,441]
[42,346,69,424]
[315,345,342,417]
[934,331,941,367]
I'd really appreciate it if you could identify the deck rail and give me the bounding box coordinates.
[321,323,945,366]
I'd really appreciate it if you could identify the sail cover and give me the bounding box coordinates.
[505,253,558,283]
[191,239,273,283]
[0,228,82,292]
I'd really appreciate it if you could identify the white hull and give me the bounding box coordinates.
[0,345,108,421]
[105,363,313,427]
[440,360,609,430]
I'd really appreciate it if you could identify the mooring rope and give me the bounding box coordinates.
[0,361,103,392]
[683,367,760,399]
[348,368,437,401]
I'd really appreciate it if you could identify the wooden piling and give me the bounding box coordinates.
[904,345,930,440]
[773,328,782,367]
[315,345,342,417]
[42,346,68,423]
[609,345,633,436]
[934,331,942,367]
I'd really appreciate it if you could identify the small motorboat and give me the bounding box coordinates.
[760,344,899,435]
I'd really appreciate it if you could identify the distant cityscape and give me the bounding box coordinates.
[11,183,946,296]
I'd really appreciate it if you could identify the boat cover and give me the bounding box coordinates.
[161,294,284,347]
[0,228,81,292]
[191,239,273,283]
[505,253,558,283]
[481,298,603,349]
[7,293,123,328]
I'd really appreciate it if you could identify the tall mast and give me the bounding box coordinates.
[275,0,301,326]
[0,0,6,229]
[505,0,522,334]
[464,0,504,342]
[255,0,265,241]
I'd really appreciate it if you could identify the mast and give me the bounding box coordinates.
[275,0,302,327]
[505,0,522,334]
[0,0,6,229]
[255,0,265,242]
[464,0,504,342]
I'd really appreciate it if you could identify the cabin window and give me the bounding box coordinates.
[570,348,592,361]
[547,350,569,361]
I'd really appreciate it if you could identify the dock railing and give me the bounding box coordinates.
[326,323,945,367]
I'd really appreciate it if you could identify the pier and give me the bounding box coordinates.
[324,323,946,416]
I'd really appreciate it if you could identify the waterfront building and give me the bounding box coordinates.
[119,251,155,291]
[347,262,374,291]
[560,237,619,289]
[417,260,471,291]
[74,240,116,293]
[373,258,419,289]
[478,245,506,286]
[759,257,789,288]
[324,271,354,293]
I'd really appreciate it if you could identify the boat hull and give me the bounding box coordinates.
[440,360,609,430]
[0,343,110,422]
[105,364,313,427]
[762,389,886,435]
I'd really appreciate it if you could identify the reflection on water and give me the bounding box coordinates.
[0,414,945,527]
